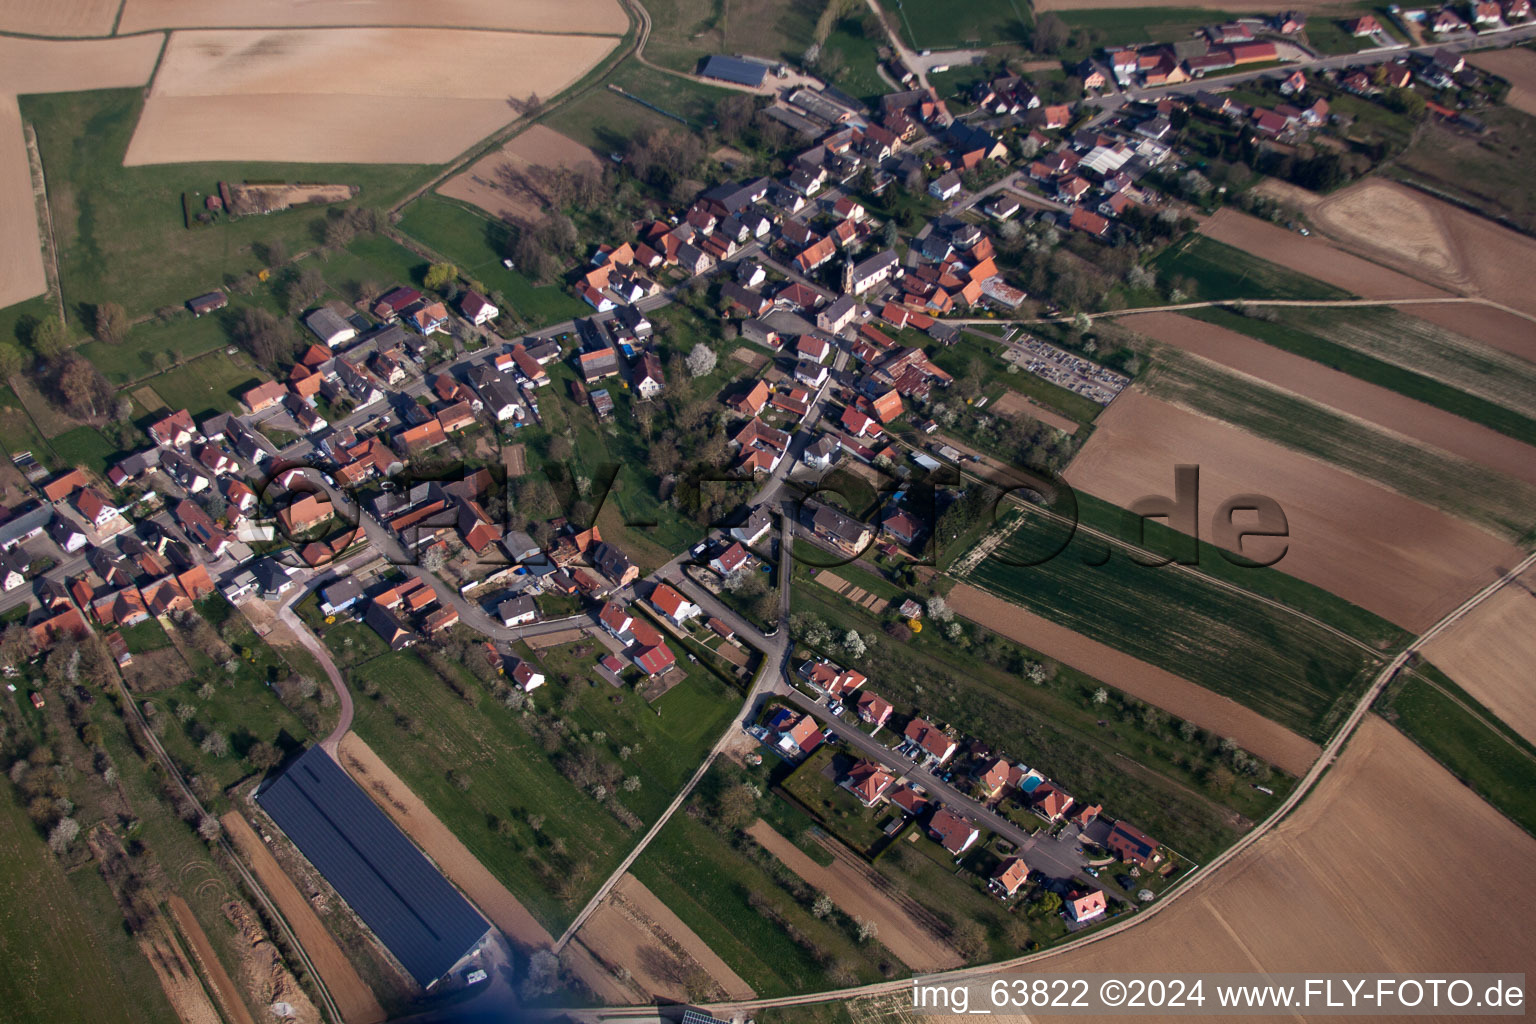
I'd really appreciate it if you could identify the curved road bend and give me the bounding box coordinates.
[548,547,1536,1021]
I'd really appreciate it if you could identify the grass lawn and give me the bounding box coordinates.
[640,0,820,73]
[0,386,56,460]
[0,785,178,1024]
[927,332,1105,425]
[779,745,894,854]
[821,17,890,105]
[1304,17,1372,54]
[395,196,588,328]
[546,58,734,155]
[1378,662,1536,837]
[878,0,1030,49]
[964,519,1382,742]
[1055,7,1235,49]
[630,769,895,995]
[0,294,53,350]
[118,617,173,653]
[48,426,118,476]
[21,88,438,321]
[1150,234,1352,302]
[136,352,268,421]
[1206,305,1536,445]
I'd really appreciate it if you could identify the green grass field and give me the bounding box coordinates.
[1140,347,1536,541]
[1150,235,1352,302]
[1073,493,1410,652]
[879,0,1030,49]
[0,386,55,460]
[395,197,588,328]
[48,426,119,476]
[0,786,177,1024]
[1055,7,1235,48]
[1378,663,1536,837]
[641,0,820,73]
[20,89,437,322]
[1233,306,1536,434]
[965,523,1383,741]
[347,635,737,931]
[1303,16,1372,55]
[546,59,734,155]
[820,18,889,105]
[136,352,267,420]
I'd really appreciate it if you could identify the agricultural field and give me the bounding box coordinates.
[641,0,820,74]
[1124,310,1536,481]
[927,717,1536,1007]
[0,35,167,310]
[629,768,908,996]
[1147,234,1350,302]
[438,125,603,226]
[1259,306,1536,428]
[1051,7,1238,48]
[1420,565,1536,745]
[1469,46,1536,116]
[0,0,119,35]
[1195,207,1449,299]
[1064,388,1522,633]
[1377,664,1536,837]
[1136,346,1536,540]
[117,0,626,33]
[0,787,178,1024]
[1388,107,1536,238]
[878,0,1030,49]
[124,29,622,166]
[23,88,434,320]
[1185,307,1536,445]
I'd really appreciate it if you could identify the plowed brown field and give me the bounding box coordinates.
[124,29,619,165]
[117,0,625,33]
[0,0,119,36]
[1064,389,1519,632]
[1421,566,1536,745]
[945,582,1322,776]
[439,125,602,224]
[572,874,755,1003]
[993,390,1080,434]
[1469,48,1536,115]
[222,812,387,1024]
[1120,311,1536,488]
[1200,207,1449,299]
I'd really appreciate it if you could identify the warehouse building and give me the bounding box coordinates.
[699,55,769,87]
[256,747,490,988]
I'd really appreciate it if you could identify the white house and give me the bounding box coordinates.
[731,506,774,546]
[498,594,539,627]
[460,290,499,326]
[305,308,357,349]
[649,583,701,627]
[509,657,546,692]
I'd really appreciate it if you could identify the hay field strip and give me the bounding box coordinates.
[1185,306,1536,446]
[116,0,627,35]
[1140,348,1536,542]
[1271,306,1536,422]
[964,511,1383,742]
[1420,567,1536,746]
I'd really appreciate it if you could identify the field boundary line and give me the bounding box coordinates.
[945,294,1536,329]
[22,120,63,322]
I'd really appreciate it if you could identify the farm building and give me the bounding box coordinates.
[700,55,769,87]
[256,748,491,988]
[186,291,227,316]
[305,308,357,348]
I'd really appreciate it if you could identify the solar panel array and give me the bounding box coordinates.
[257,747,489,987]
[700,55,768,87]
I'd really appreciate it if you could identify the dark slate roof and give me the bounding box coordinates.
[256,748,488,986]
[700,55,768,87]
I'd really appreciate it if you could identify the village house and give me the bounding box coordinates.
[904,716,958,765]
[854,691,894,729]
[990,856,1030,898]
[928,807,980,855]
[841,760,895,806]
[1067,888,1108,923]
[1107,820,1163,868]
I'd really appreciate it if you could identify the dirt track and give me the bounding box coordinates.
[1064,388,1520,633]
[439,124,602,224]
[945,582,1322,776]
[125,28,619,165]
[337,732,554,950]
[168,895,257,1024]
[1421,566,1536,745]
[1120,311,1536,488]
[572,874,755,1003]
[1200,206,1450,300]
[746,821,964,972]
[221,812,387,1024]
